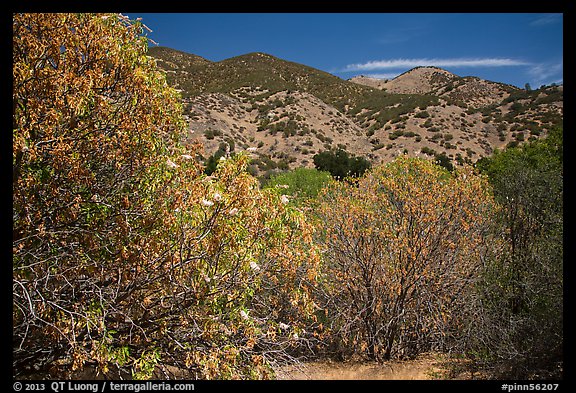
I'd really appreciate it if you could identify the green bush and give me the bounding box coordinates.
[420,146,436,156]
[313,149,371,180]
[264,167,332,205]
[473,128,563,378]
[434,152,454,171]
[204,128,223,140]
[389,130,404,140]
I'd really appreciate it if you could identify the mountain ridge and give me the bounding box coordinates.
[148,46,563,176]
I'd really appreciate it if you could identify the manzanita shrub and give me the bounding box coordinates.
[147,152,323,379]
[13,13,321,379]
[314,156,498,361]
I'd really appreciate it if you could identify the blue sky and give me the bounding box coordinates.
[128,13,563,89]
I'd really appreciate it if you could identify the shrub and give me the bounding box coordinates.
[434,152,454,171]
[13,12,184,378]
[203,145,228,175]
[264,167,333,206]
[315,157,496,360]
[420,146,436,156]
[472,128,563,378]
[389,130,404,140]
[13,13,321,380]
[313,149,371,180]
[509,102,523,112]
[204,128,223,140]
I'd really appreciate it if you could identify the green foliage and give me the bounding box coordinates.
[264,167,333,206]
[204,128,223,140]
[420,146,436,156]
[389,129,405,140]
[472,127,563,378]
[434,152,454,172]
[204,147,228,175]
[132,349,161,380]
[312,149,371,180]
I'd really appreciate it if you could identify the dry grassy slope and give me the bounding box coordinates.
[149,46,211,70]
[351,66,458,95]
[350,67,512,108]
[149,47,563,175]
[184,89,371,171]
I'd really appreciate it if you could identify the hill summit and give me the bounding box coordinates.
[350,66,458,94]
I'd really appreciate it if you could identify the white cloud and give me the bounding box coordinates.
[527,61,563,87]
[529,14,562,27]
[344,57,531,72]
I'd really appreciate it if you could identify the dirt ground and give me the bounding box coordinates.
[274,352,471,380]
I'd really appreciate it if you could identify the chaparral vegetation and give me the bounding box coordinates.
[13,13,562,380]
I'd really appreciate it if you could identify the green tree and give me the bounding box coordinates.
[203,143,228,175]
[434,152,454,171]
[473,127,563,378]
[313,148,371,180]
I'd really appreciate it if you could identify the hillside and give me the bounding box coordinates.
[350,66,458,94]
[148,46,563,176]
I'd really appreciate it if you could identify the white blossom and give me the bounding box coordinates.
[181,154,194,160]
[213,192,222,202]
[201,199,214,207]
[229,207,239,216]
[249,261,261,272]
[280,195,290,204]
[166,158,179,168]
[279,322,290,330]
[240,310,249,320]
[246,147,257,152]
